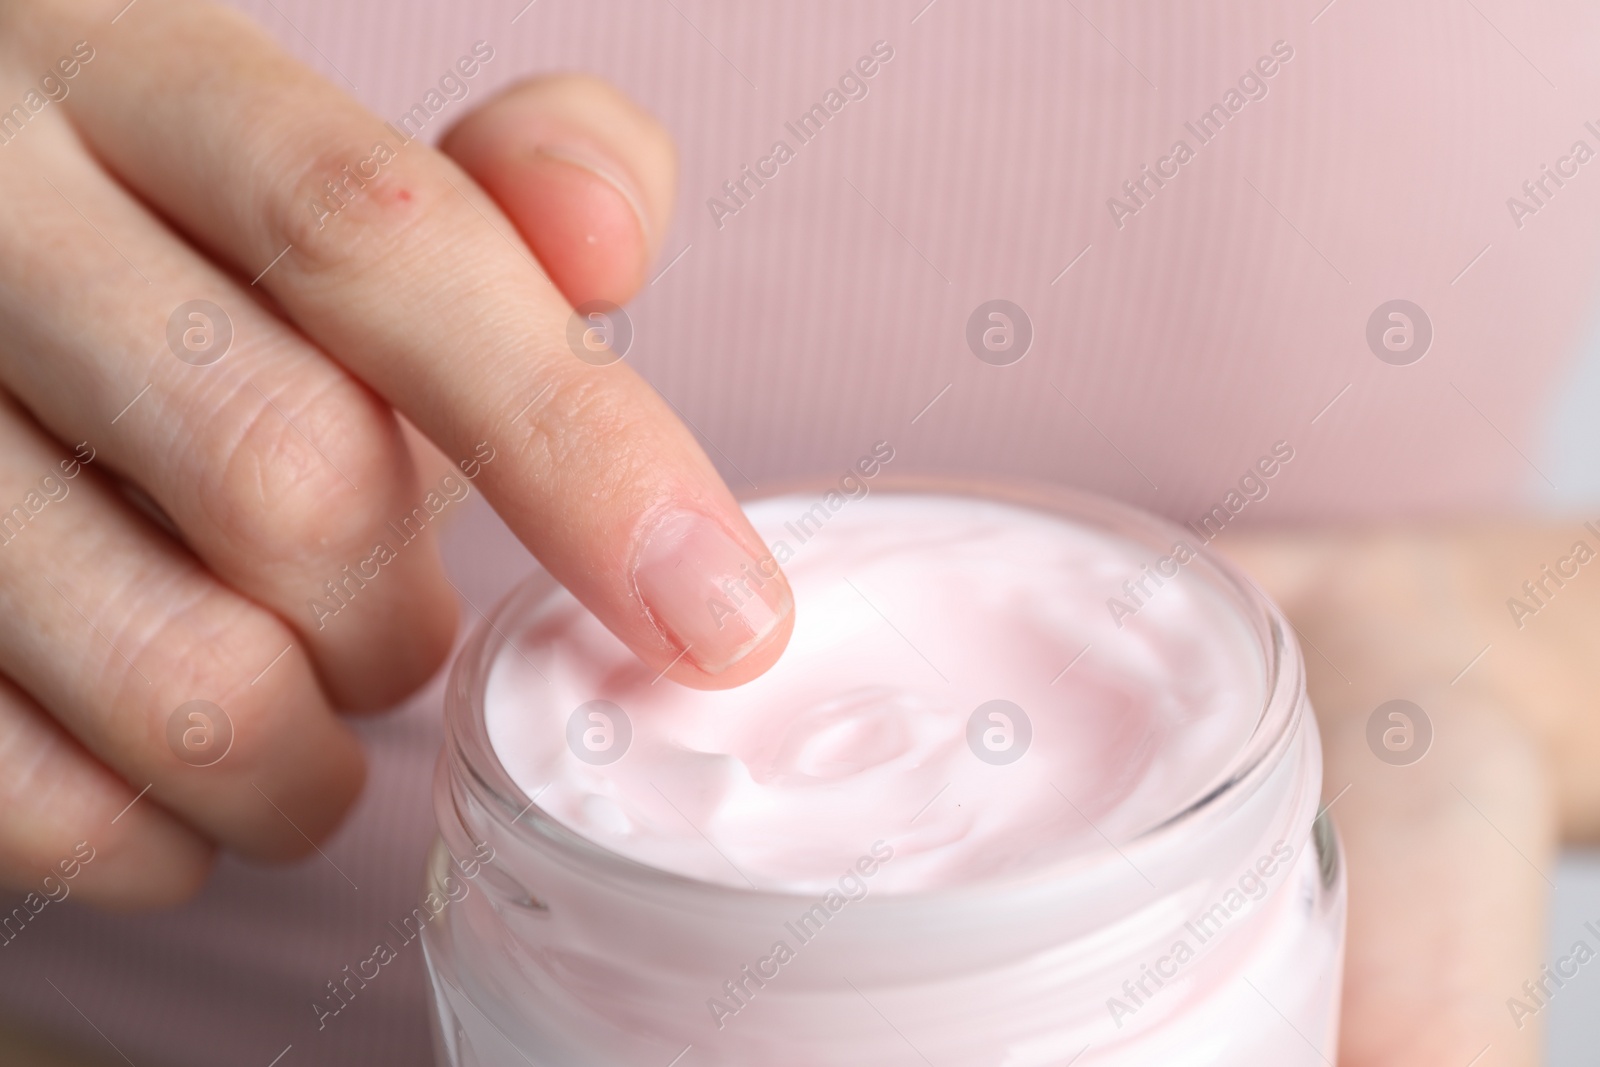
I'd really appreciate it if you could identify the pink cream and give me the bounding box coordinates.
[485,493,1265,892]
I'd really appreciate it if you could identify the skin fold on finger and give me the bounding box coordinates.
[0,672,212,909]
[48,0,793,687]
[0,394,365,862]
[0,102,458,712]
[440,73,678,308]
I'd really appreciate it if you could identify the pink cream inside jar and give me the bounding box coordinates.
[425,487,1346,1066]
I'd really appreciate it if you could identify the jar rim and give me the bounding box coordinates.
[441,476,1306,903]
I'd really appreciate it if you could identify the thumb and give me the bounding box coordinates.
[441,73,675,307]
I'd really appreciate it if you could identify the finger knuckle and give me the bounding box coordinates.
[201,371,394,568]
[267,125,439,281]
[133,591,286,769]
[526,368,658,494]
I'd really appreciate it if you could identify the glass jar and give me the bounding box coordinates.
[421,481,1345,1066]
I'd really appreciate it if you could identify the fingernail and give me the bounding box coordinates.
[529,145,652,245]
[633,510,791,675]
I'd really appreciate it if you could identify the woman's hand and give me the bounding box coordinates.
[1225,526,1592,1066]
[0,0,792,907]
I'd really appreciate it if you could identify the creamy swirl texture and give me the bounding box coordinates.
[485,493,1264,893]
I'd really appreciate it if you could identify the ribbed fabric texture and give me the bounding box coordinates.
[4,2,1599,1064]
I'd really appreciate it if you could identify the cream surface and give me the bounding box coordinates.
[485,493,1265,893]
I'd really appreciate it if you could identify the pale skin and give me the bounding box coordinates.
[0,1,1588,1064]
[1226,526,1597,1067]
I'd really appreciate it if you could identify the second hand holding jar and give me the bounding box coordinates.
[424,483,1346,1066]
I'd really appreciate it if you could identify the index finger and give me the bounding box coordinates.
[51,0,793,687]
